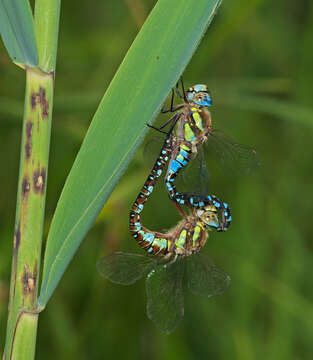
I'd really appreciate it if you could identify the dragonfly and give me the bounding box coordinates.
[97,83,233,332]
[149,81,259,210]
[98,132,231,332]
[129,132,231,259]
[97,246,230,333]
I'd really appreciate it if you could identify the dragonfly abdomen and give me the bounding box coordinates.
[129,135,173,256]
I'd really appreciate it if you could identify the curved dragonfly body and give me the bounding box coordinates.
[129,132,231,258]
[163,84,256,228]
[98,84,236,334]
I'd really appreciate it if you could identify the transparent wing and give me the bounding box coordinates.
[142,135,166,168]
[97,252,157,285]
[186,253,231,297]
[175,146,211,194]
[146,260,185,334]
[205,129,260,177]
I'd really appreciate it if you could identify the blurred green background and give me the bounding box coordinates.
[1,0,313,358]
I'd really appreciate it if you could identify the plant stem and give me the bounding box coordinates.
[3,68,54,359]
[3,0,60,357]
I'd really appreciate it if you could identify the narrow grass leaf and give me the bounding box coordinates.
[0,0,38,66]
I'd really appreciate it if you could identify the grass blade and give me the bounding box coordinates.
[0,0,38,66]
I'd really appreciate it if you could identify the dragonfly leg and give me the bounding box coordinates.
[165,254,178,266]
[146,124,168,135]
[173,201,187,218]
[180,77,187,101]
[162,84,185,113]
[175,82,184,100]
[148,112,182,136]
[161,89,175,113]
[175,77,187,101]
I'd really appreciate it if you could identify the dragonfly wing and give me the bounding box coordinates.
[186,253,231,297]
[97,252,157,285]
[146,260,184,334]
[143,135,166,168]
[175,147,211,194]
[205,129,260,177]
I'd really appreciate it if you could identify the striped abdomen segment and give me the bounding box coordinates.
[165,143,232,231]
[129,135,174,256]
[165,141,192,201]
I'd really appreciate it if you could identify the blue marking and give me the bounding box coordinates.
[170,160,182,172]
[213,201,220,208]
[199,201,204,206]
[176,159,187,166]
[161,150,166,154]
[164,156,168,161]
[143,232,154,243]
[147,247,153,253]
[197,96,212,106]
[224,211,228,216]
[179,199,185,204]
[223,202,228,209]
[156,169,162,176]
[207,195,212,201]
[190,197,194,204]
[208,221,218,228]
[157,161,161,166]
[180,150,189,158]
[194,84,207,92]
[228,216,232,222]
[168,178,175,182]
[147,186,153,193]
[166,183,172,191]
[187,93,193,102]
[138,204,144,211]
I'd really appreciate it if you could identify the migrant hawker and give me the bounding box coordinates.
[98,131,231,332]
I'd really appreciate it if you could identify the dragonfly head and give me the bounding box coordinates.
[196,207,219,230]
[187,84,212,107]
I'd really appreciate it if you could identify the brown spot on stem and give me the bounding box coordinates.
[25,121,33,160]
[21,263,37,303]
[39,87,49,118]
[33,168,46,195]
[13,223,21,255]
[22,177,30,198]
[30,93,36,109]
[30,87,49,119]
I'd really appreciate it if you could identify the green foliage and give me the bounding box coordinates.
[1,0,313,359]
[0,0,38,66]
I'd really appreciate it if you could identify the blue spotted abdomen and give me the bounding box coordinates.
[165,142,232,231]
[129,135,174,256]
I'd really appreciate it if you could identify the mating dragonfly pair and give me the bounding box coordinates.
[98,82,259,333]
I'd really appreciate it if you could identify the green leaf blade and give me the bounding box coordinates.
[38,0,222,307]
[0,0,38,66]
